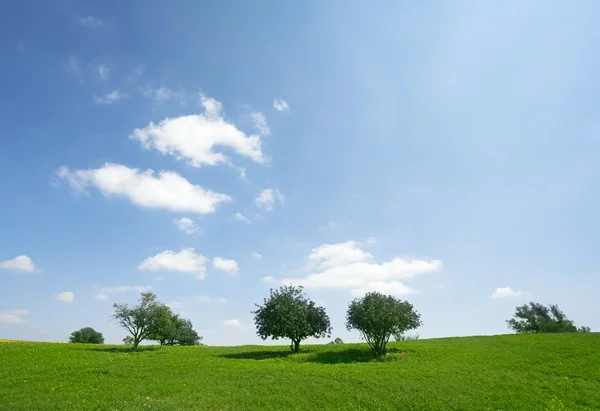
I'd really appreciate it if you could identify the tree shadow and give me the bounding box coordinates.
[218,350,292,361]
[84,345,162,354]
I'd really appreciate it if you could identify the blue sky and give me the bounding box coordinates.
[1,0,599,345]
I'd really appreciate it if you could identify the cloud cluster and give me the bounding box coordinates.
[0,310,29,324]
[490,287,525,299]
[56,292,75,303]
[130,94,268,168]
[273,99,289,112]
[213,257,239,274]
[198,296,228,304]
[255,188,283,212]
[173,217,199,234]
[139,249,208,279]
[57,163,231,215]
[281,241,442,296]
[94,90,127,104]
[0,255,38,273]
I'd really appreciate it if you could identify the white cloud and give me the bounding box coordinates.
[79,16,102,28]
[140,85,183,103]
[223,319,242,327]
[252,251,262,260]
[173,217,199,234]
[281,241,442,296]
[139,249,208,279]
[254,188,283,212]
[308,241,372,270]
[0,309,29,324]
[262,276,276,284]
[130,94,268,168]
[94,89,127,104]
[250,112,270,136]
[0,255,38,273]
[197,296,227,304]
[367,237,378,245]
[490,287,525,299]
[56,292,75,303]
[94,285,152,300]
[273,99,289,112]
[233,212,250,223]
[56,163,231,215]
[212,257,239,274]
[96,64,110,81]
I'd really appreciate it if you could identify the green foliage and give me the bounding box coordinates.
[507,302,590,334]
[111,292,172,351]
[346,292,422,356]
[68,327,104,344]
[122,336,134,345]
[148,313,202,346]
[252,285,332,353]
[394,333,419,342]
[1,334,600,410]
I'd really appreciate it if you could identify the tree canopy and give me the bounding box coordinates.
[346,292,422,356]
[69,327,104,344]
[148,312,202,346]
[507,302,590,334]
[111,292,172,351]
[252,285,332,353]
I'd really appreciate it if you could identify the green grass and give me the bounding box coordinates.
[1,333,599,410]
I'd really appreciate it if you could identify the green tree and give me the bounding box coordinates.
[346,292,422,356]
[507,302,590,334]
[252,285,332,353]
[111,292,171,351]
[69,327,104,344]
[334,337,344,344]
[394,333,419,342]
[149,313,203,346]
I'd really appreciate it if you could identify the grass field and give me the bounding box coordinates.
[1,333,599,410]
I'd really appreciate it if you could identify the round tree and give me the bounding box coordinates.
[252,285,332,353]
[69,327,104,344]
[346,292,422,356]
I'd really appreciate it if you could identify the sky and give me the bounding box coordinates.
[1,0,599,346]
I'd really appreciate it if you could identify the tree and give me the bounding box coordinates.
[252,285,332,353]
[111,292,172,351]
[123,336,134,345]
[507,302,590,334]
[346,292,422,356]
[394,333,419,342]
[148,313,203,346]
[334,337,344,344]
[69,327,104,344]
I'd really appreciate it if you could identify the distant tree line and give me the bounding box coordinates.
[70,287,591,357]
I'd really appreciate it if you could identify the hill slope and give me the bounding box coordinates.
[1,333,599,410]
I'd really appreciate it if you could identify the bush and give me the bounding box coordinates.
[69,327,104,344]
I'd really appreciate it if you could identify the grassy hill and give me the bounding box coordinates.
[1,333,599,410]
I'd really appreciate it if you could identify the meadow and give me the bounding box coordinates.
[1,333,599,410]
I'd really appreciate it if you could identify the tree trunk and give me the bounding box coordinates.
[132,339,140,351]
[293,339,300,353]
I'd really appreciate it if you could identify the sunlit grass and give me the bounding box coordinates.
[1,333,599,410]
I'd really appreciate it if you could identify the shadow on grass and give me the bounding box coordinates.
[84,346,162,354]
[219,347,399,364]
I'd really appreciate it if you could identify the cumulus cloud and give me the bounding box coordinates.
[262,276,276,284]
[173,217,199,234]
[93,89,127,104]
[233,212,250,223]
[223,319,242,327]
[250,112,270,136]
[252,251,262,260]
[56,292,75,303]
[280,241,442,296]
[139,249,208,279]
[130,94,268,168]
[94,285,152,300]
[56,163,231,215]
[0,255,38,273]
[273,99,289,112]
[490,287,525,299]
[79,16,102,28]
[0,309,29,324]
[213,257,239,274]
[254,188,283,212]
[197,296,228,304]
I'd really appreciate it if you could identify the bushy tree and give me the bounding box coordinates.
[149,313,202,346]
[252,285,332,353]
[394,333,419,342]
[346,292,422,356]
[69,327,104,344]
[334,337,344,344]
[111,292,171,351]
[507,302,590,334]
